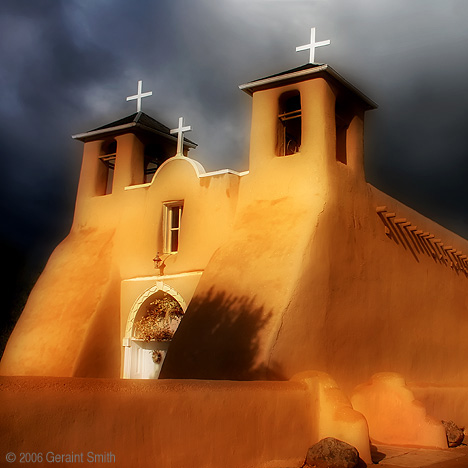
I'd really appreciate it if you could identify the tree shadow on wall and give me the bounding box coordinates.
[159,287,285,381]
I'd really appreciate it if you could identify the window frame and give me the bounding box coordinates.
[163,201,184,254]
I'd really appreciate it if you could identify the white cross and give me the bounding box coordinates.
[126,80,153,112]
[296,27,331,64]
[170,117,192,155]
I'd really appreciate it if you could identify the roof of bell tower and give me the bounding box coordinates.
[72,111,197,148]
[239,63,377,110]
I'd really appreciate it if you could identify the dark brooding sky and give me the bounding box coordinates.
[1,0,468,331]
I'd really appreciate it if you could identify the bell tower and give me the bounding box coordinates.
[73,112,197,195]
[239,63,377,183]
[71,79,197,225]
[72,112,197,228]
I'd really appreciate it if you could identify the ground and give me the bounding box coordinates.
[370,442,468,468]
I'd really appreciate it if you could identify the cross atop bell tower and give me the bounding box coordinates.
[126,80,153,112]
[170,117,192,156]
[296,27,331,64]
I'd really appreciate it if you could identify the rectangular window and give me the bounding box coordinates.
[163,202,183,253]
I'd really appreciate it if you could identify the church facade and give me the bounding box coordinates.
[2,62,468,397]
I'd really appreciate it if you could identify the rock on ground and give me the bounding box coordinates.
[305,437,359,468]
[442,420,465,447]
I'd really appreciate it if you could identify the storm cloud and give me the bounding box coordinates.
[1,0,468,340]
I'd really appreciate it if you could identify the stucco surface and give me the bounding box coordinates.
[410,384,468,428]
[292,370,372,463]
[0,372,371,468]
[267,174,468,391]
[351,373,447,448]
[161,194,326,380]
[1,148,240,377]
[162,74,468,396]
[3,66,468,445]
[161,78,333,380]
[0,227,120,377]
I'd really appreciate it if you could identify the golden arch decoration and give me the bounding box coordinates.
[124,282,187,339]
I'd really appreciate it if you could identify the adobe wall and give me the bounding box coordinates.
[411,384,468,427]
[161,78,335,380]
[0,372,371,468]
[74,155,240,280]
[162,76,468,393]
[4,67,467,401]
[0,154,241,378]
[112,159,241,280]
[269,161,468,393]
[0,228,121,378]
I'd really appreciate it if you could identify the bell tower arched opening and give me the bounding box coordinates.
[277,90,302,156]
[98,139,117,195]
[335,99,354,165]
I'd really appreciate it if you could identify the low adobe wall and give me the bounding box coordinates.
[410,384,468,429]
[0,372,370,468]
[352,373,448,448]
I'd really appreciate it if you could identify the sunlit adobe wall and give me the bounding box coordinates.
[112,157,241,280]
[268,162,468,392]
[0,139,241,377]
[0,371,372,467]
[162,66,468,396]
[161,73,369,381]
[0,228,121,377]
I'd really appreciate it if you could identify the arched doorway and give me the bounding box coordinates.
[122,282,187,379]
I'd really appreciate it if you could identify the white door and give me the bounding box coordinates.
[128,340,169,379]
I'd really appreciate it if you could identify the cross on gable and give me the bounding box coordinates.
[296,27,331,64]
[170,117,192,156]
[126,80,153,112]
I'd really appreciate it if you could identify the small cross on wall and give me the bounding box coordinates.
[170,117,192,156]
[126,80,153,112]
[296,27,331,64]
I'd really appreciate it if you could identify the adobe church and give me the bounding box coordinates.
[2,29,468,467]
